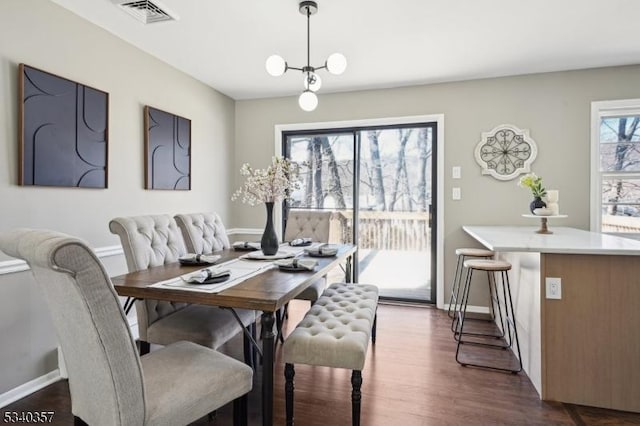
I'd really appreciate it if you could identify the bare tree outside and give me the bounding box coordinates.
[366,130,386,210]
[417,127,433,212]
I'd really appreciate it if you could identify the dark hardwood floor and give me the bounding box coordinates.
[4,302,640,425]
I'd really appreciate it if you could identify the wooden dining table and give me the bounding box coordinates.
[111,243,357,426]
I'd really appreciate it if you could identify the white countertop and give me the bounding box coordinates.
[463,226,640,255]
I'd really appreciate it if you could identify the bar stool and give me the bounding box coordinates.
[448,248,495,334]
[455,259,522,373]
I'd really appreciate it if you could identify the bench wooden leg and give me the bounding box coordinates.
[285,363,295,426]
[371,313,377,344]
[351,370,362,426]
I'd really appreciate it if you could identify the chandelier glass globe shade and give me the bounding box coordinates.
[298,90,318,112]
[265,55,286,76]
[326,53,347,75]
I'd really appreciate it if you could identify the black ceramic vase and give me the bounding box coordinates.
[529,196,547,214]
[261,202,279,256]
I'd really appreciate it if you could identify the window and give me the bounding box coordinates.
[591,99,640,235]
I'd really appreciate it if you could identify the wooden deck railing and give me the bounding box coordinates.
[602,215,640,234]
[329,210,431,251]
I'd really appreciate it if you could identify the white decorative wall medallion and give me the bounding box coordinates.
[474,124,538,181]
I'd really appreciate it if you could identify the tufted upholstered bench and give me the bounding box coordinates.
[283,282,379,426]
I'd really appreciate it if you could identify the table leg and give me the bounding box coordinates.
[346,255,352,283]
[261,311,275,426]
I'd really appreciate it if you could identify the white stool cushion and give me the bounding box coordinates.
[464,259,512,271]
[455,247,494,257]
[283,283,378,371]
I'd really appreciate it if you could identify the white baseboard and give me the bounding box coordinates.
[0,370,61,409]
[442,304,490,314]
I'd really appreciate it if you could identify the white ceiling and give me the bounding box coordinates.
[51,0,640,100]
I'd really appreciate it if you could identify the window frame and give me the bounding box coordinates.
[590,98,640,237]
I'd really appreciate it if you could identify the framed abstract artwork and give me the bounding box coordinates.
[144,106,191,190]
[19,64,109,188]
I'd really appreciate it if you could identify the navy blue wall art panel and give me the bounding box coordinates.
[144,106,191,190]
[19,64,108,188]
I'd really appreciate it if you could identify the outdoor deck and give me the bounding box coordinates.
[324,209,432,302]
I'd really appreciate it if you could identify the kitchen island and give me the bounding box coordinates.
[463,226,640,413]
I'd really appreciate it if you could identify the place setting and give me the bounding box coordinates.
[274,257,318,272]
[289,237,313,247]
[178,253,221,266]
[180,267,231,285]
[304,243,339,257]
[232,241,261,251]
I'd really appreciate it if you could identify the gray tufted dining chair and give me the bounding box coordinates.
[174,212,258,362]
[284,209,332,247]
[275,209,333,341]
[0,228,252,426]
[109,215,256,361]
[174,212,231,254]
[284,209,333,303]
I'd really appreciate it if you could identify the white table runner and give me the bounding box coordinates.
[150,258,275,293]
[148,243,323,293]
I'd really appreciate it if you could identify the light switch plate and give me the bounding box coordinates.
[452,166,461,179]
[452,187,461,200]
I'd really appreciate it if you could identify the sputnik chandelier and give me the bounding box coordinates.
[265,1,347,112]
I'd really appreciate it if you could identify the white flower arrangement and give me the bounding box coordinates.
[232,156,301,206]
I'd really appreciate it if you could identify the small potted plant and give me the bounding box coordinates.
[518,173,547,213]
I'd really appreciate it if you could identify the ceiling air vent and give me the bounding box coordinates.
[111,0,179,24]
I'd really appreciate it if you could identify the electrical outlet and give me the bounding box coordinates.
[545,277,562,299]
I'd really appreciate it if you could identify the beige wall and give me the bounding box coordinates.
[234,65,640,307]
[0,0,235,394]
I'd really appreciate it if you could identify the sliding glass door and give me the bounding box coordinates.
[283,122,436,303]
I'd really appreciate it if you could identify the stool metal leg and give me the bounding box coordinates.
[448,254,465,320]
[453,269,506,343]
[455,267,474,365]
[451,254,495,335]
[456,266,522,373]
[503,270,523,372]
[454,265,474,342]
[485,270,506,339]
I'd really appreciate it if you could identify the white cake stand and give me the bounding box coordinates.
[522,214,568,234]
